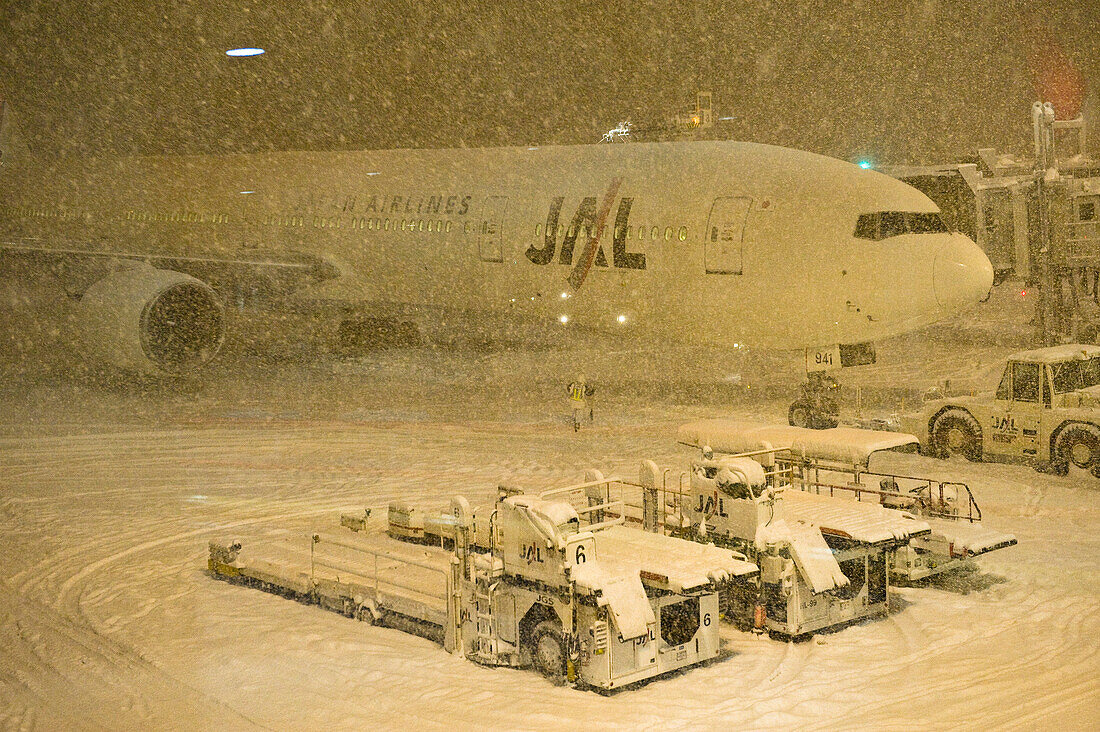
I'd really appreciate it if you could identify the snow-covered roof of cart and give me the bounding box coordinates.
[781,490,931,546]
[677,419,919,467]
[592,524,758,594]
[1007,344,1100,363]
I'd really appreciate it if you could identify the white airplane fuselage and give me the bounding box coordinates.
[0,140,992,359]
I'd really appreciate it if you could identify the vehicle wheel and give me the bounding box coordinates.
[931,409,983,461]
[530,620,566,680]
[788,401,813,428]
[1053,423,1100,476]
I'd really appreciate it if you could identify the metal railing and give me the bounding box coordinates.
[539,477,626,532]
[780,461,981,523]
[311,534,449,607]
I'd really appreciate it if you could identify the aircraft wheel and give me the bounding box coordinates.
[931,409,983,461]
[531,620,566,680]
[788,401,813,428]
[1053,423,1100,476]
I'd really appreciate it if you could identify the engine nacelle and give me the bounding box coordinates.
[77,263,225,375]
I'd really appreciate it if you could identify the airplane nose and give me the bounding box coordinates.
[933,235,994,310]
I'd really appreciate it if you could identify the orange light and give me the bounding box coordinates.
[1021,289,1028,297]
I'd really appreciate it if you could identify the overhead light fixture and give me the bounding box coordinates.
[617,315,627,324]
[559,315,569,324]
[239,190,255,195]
[226,48,265,57]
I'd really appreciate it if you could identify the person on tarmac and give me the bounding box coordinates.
[567,374,595,431]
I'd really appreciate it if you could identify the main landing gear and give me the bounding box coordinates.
[788,371,841,430]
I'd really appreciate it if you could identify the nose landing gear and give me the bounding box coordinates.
[788,372,841,429]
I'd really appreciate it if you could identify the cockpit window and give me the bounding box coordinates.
[907,212,949,234]
[880,212,906,239]
[854,211,949,240]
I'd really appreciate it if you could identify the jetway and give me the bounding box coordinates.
[885,103,1100,344]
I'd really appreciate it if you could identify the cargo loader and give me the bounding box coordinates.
[656,451,928,637]
[675,419,1017,583]
[209,486,756,690]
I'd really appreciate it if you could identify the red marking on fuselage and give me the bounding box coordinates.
[566,177,622,291]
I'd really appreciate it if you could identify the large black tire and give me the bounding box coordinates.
[530,620,566,680]
[1052,423,1100,477]
[789,400,839,430]
[788,401,813,428]
[931,409,983,462]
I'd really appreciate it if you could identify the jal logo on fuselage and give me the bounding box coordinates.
[525,197,645,271]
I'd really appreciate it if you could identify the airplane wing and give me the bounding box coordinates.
[0,239,338,301]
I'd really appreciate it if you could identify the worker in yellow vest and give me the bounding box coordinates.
[567,375,595,431]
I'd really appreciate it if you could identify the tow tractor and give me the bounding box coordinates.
[899,344,1100,477]
[209,484,757,690]
[676,419,1017,583]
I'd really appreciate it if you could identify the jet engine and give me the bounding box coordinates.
[76,263,225,375]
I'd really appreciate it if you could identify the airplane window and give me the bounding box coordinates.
[678,226,688,241]
[664,226,673,241]
[651,226,660,239]
[535,223,542,237]
[854,211,948,240]
[854,214,878,240]
[879,212,906,238]
[906,212,949,233]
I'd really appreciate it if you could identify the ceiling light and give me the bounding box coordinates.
[226,48,265,57]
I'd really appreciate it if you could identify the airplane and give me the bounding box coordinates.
[0,102,992,420]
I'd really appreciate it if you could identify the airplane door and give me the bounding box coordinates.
[477,196,507,262]
[705,196,751,274]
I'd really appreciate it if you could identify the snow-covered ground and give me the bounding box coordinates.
[1,305,1098,729]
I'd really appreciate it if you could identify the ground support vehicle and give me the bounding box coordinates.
[786,467,1017,583]
[660,453,928,637]
[505,455,924,636]
[209,489,756,690]
[899,344,1100,477]
[675,418,1017,583]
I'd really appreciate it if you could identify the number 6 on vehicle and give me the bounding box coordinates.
[565,534,596,567]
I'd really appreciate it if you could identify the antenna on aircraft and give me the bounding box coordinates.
[601,121,633,143]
